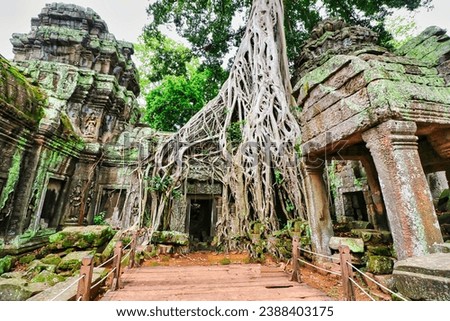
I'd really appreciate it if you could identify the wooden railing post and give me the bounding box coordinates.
[129,231,137,269]
[76,256,94,301]
[111,241,123,291]
[339,245,355,301]
[290,235,301,282]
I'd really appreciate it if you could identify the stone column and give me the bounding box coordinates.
[362,120,443,259]
[303,159,334,258]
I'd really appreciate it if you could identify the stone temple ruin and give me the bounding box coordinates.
[0,3,155,252]
[0,4,450,300]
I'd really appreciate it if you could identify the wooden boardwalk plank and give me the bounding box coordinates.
[101,264,330,301]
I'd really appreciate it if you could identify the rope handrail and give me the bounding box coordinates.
[90,267,117,290]
[50,274,86,301]
[120,250,131,264]
[122,241,132,251]
[346,261,408,301]
[349,278,376,301]
[97,253,118,269]
[297,246,335,260]
[297,258,342,276]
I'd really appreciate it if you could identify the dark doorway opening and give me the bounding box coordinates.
[343,191,368,221]
[40,178,65,228]
[188,199,213,242]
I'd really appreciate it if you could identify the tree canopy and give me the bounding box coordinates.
[135,34,228,131]
[146,0,431,65]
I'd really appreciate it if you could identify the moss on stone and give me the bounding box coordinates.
[48,226,116,250]
[31,270,65,286]
[56,259,81,272]
[26,259,57,275]
[366,255,394,274]
[151,231,189,246]
[19,254,36,265]
[40,254,62,266]
[0,148,23,211]
[0,255,13,275]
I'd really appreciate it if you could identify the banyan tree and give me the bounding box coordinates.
[141,0,307,253]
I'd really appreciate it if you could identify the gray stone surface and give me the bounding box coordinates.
[329,236,364,253]
[394,253,450,300]
[0,277,32,301]
[28,267,105,301]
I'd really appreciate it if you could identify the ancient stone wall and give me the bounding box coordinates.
[0,3,150,254]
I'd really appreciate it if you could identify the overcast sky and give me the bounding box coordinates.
[0,0,449,60]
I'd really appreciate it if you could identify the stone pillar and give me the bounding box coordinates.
[362,120,443,259]
[303,159,334,258]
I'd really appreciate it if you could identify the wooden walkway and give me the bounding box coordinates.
[101,264,331,301]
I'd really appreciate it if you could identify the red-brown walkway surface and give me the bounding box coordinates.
[101,264,331,301]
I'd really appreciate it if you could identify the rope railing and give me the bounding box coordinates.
[90,267,117,290]
[96,253,117,269]
[298,247,336,261]
[73,231,138,301]
[290,236,403,302]
[49,274,86,301]
[349,277,376,301]
[297,257,341,276]
[347,261,408,301]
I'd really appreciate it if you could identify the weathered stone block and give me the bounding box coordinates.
[0,256,13,275]
[26,260,57,274]
[19,254,36,265]
[40,254,62,266]
[152,231,189,246]
[57,251,91,272]
[0,278,32,301]
[31,270,65,286]
[367,255,394,274]
[351,229,392,245]
[329,236,364,253]
[48,226,116,250]
[394,253,450,300]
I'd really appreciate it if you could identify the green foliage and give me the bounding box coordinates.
[327,161,341,199]
[148,176,173,193]
[93,212,107,225]
[285,199,295,213]
[384,14,418,49]
[136,33,228,131]
[144,69,216,131]
[274,170,284,185]
[146,0,431,65]
[226,120,245,148]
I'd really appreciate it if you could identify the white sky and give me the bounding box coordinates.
[0,0,449,60]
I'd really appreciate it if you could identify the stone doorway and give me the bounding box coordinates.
[186,197,215,243]
[38,178,65,228]
[343,191,368,222]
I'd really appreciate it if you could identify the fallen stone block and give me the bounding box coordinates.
[394,253,450,300]
[329,236,364,253]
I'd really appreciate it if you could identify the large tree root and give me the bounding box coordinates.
[145,0,307,252]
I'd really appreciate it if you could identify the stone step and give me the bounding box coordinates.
[393,253,450,300]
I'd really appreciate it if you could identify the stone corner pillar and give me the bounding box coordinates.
[303,158,334,259]
[362,120,443,260]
